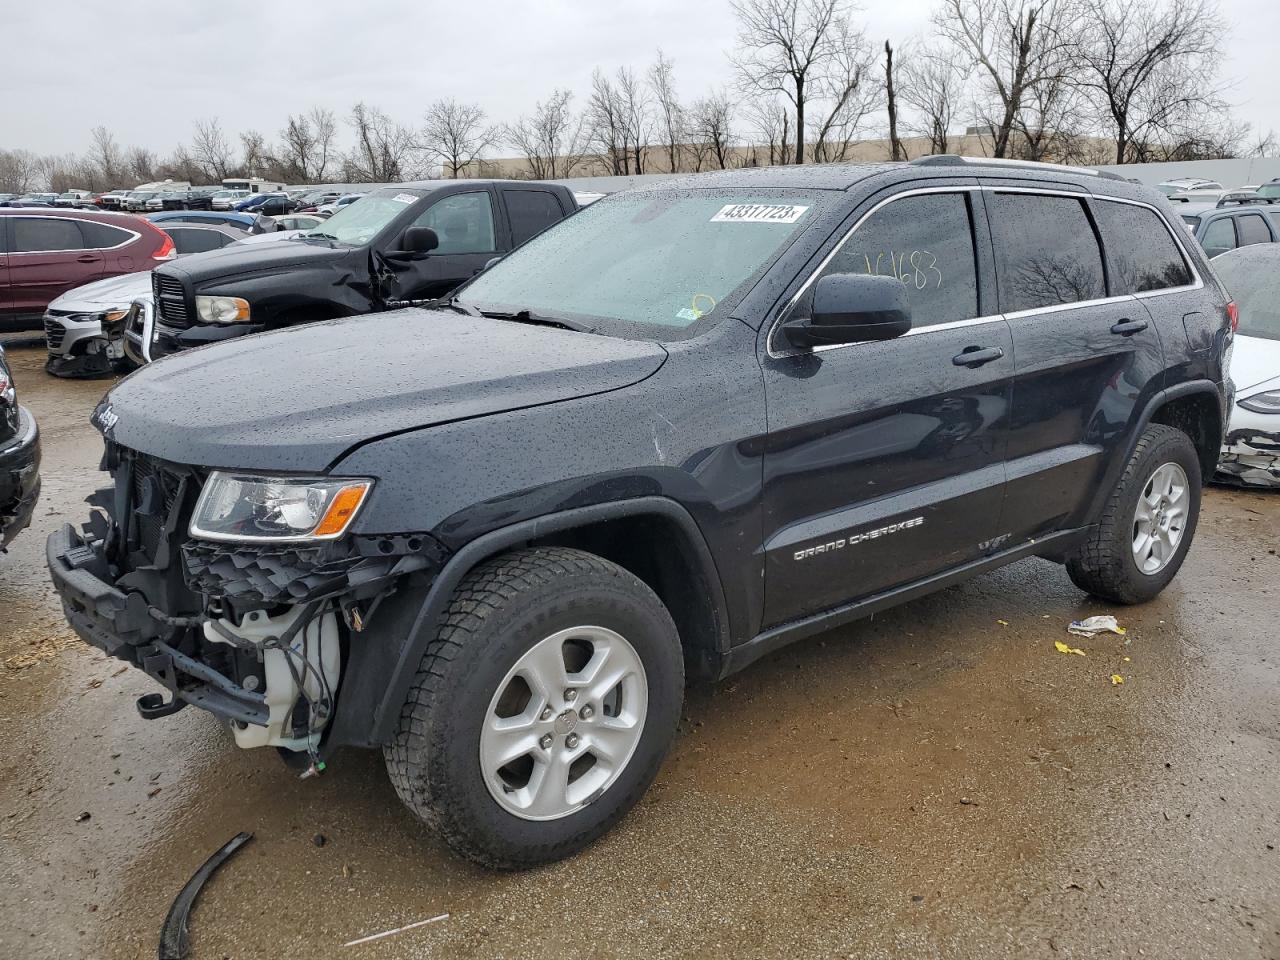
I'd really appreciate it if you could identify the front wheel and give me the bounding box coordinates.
[384,547,684,868]
[1067,424,1202,604]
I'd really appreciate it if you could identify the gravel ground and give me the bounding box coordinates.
[1,341,1277,960]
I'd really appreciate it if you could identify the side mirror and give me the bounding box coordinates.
[399,226,439,255]
[781,273,912,348]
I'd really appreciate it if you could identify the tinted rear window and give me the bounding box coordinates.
[167,227,231,254]
[1236,214,1272,246]
[79,220,135,248]
[13,217,85,252]
[1091,200,1193,293]
[988,193,1105,311]
[505,190,566,246]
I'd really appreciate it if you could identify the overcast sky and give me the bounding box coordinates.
[4,0,1277,158]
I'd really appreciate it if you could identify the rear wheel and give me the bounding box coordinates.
[1067,424,1202,604]
[384,547,683,868]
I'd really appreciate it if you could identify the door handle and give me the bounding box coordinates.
[1110,318,1148,336]
[952,345,1005,367]
[76,254,100,263]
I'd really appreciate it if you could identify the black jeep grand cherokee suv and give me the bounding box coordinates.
[49,158,1232,867]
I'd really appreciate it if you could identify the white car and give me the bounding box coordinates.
[1212,245,1280,487]
[271,214,325,231]
[211,189,251,210]
[43,272,153,377]
[316,193,364,215]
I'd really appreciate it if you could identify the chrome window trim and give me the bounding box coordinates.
[7,214,141,255]
[767,184,1203,360]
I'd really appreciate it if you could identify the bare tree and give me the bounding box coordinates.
[280,108,337,181]
[125,145,156,183]
[0,149,40,193]
[745,98,793,165]
[505,89,587,179]
[238,130,271,178]
[423,99,496,178]
[190,117,234,181]
[89,126,124,186]
[933,0,1078,158]
[649,50,685,173]
[689,92,737,169]
[1076,0,1226,165]
[616,66,651,174]
[808,21,880,163]
[1249,129,1278,159]
[586,69,631,174]
[345,103,423,182]
[585,68,650,175]
[730,0,864,163]
[884,41,904,160]
[901,49,962,154]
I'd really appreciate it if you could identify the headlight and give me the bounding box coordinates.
[190,472,373,542]
[195,295,251,324]
[1238,391,1280,415]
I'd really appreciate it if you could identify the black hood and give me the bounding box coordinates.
[99,309,667,472]
[161,238,349,283]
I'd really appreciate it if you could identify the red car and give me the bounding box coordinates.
[0,209,175,331]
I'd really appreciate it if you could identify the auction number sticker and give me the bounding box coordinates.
[391,193,418,204]
[711,203,809,223]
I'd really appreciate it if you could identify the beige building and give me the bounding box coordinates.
[460,130,1113,180]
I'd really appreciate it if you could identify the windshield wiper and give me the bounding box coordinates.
[299,231,340,242]
[479,308,595,334]
[434,297,482,317]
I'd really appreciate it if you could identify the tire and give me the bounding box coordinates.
[1067,424,1202,604]
[384,547,684,869]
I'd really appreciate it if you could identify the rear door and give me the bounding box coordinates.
[501,187,570,248]
[759,186,1014,628]
[8,215,104,316]
[987,187,1165,543]
[395,190,500,300]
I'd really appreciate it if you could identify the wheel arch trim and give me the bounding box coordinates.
[370,496,730,743]
[1084,379,1224,524]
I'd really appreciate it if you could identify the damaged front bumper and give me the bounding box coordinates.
[46,449,447,756]
[1216,423,1280,488]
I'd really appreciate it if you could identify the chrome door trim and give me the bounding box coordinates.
[766,184,1203,360]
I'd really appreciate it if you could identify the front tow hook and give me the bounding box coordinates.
[137,691,187,720]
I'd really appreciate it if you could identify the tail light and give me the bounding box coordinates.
[1226,300,1238,333]
[152,232,176,261]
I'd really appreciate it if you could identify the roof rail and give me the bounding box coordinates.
[909,154,1127,181]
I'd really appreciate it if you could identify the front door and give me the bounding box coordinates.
[393,190,500,301]
[760,188,1013,629]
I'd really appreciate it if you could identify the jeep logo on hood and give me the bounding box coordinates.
[93,402,119,437]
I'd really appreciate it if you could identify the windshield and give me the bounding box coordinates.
[303,189,421,245]
[1256,184,1280,199]
[459,190,826,339]
[1213,247,1280,341]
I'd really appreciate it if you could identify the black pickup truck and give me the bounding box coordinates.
[146,180,578,357]
[49,158,1231,868]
